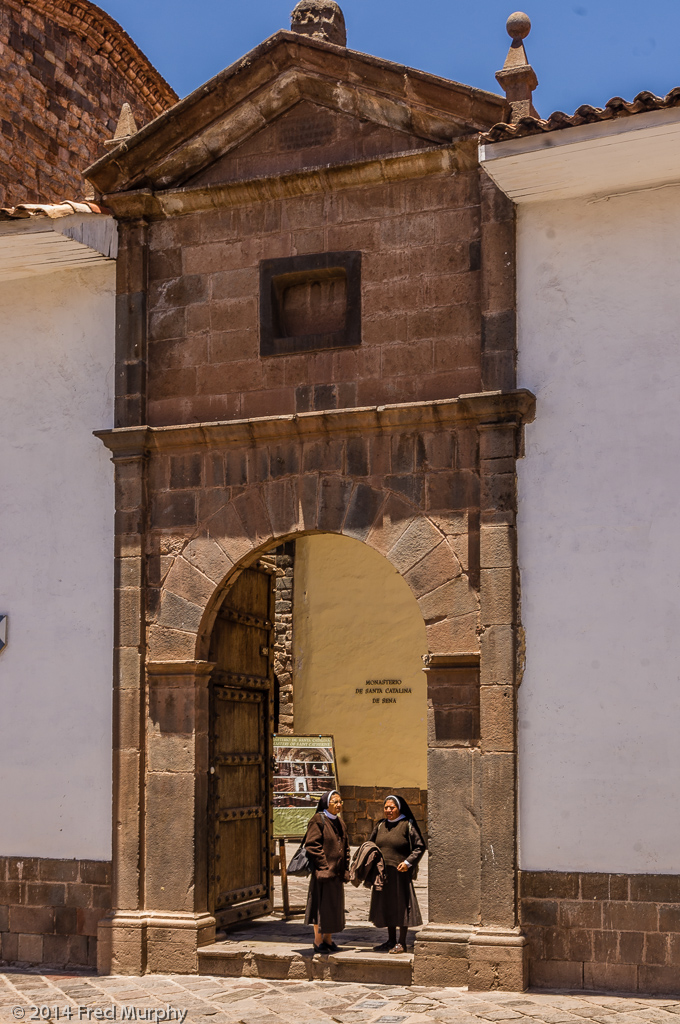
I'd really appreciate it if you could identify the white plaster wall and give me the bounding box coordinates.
[517,186,680,873]
[0,262,115,860]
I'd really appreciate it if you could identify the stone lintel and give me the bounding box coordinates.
[146,660,215,677]
[424,653,480,669]
[95,390,536,456]
[103,144,471,221]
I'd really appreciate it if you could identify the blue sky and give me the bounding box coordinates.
[98,0,680,119]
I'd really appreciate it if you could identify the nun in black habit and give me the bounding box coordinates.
[369,794,427,953]
[304,790,350,952]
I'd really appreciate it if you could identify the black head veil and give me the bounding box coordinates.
[383,793,426,843]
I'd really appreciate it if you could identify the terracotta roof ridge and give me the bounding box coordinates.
[482,87,680,142]
[0,200,112,220]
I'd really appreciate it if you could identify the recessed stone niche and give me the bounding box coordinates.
[260,251,361,355]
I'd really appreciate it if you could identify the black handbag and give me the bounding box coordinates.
[287,841,311,877]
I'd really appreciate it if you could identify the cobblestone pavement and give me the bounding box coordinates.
[2,971,680,1024]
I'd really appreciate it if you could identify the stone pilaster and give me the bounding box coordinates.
[100,660,216,974]
[115,218,148,429]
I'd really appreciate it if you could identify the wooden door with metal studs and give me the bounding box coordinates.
[208,562,276,927]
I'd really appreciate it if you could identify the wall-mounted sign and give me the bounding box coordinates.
[354,679,412,703]
[0,615,6,653]
[272,734,337,839]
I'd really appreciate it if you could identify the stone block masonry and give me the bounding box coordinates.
[144,154,488,428]
[273,543,295,734]
[0,856,112,969]
[0,0,176,206]
[341,787,428,845]
[521,870,680,995]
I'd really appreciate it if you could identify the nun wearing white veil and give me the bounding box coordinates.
[368,793,427,954]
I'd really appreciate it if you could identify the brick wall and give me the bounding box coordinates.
[341,787,428,845]
[0,0,176,206]
[145,158,483,427]
[0,856,112,969]
[521,870,680,995]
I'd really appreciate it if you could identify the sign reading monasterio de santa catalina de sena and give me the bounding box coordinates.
[355,679,413,704]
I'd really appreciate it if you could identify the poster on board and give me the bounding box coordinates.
[272,735,338,839]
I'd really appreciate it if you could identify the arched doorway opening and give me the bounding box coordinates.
[205,533,429,944]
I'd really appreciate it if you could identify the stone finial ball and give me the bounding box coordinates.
[291,0,347,47]
[506,11,531,39]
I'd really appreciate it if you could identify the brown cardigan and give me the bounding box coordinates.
[304,812,350,881]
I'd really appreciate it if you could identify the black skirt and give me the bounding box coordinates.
[369,865,422,929]
[304,874,346,933]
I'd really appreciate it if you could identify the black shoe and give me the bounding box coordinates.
[313,942,332,954]
[327,941,340,952]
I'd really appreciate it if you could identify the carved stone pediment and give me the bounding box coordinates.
[85,32,507,196]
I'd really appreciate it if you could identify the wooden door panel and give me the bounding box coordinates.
[208,563,275,927]
[214,692,261,754]
[216,818,265,898]
[210,622,270,677]
[216,765,262,808]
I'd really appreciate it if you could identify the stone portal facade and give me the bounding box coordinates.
[88,15,535,988]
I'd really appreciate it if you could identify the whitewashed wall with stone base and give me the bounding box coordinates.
[0,262,115,860]
[517,186,680,874]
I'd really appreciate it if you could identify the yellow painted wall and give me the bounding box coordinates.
[292,534,428,788]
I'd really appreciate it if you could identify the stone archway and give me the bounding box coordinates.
[155,482,478,666]
[96,390,534,987]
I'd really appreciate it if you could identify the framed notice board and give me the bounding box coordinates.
[272,735,338,839]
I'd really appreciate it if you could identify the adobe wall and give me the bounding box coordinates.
[0,0,177,206]
[292,533,429,790]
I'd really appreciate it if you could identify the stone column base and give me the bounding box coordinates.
[413,925,473,986]
[468,929,528,991]
[414,925,527,991]
[98,911,216,976]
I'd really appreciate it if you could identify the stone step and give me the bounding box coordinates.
[198,942,413,984]
[197,918,413,984]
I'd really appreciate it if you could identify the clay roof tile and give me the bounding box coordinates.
[0,200,110,220]
[482,87,680,143]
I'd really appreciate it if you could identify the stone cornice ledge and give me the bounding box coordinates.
[95,391,536,456]
[103,143,471,220]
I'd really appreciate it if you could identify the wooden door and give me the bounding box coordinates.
[208,563,276,927]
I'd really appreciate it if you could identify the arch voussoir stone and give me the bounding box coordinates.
[231,487,273,550]
[341,482,387,542]
[205,503,255,566]
[386,515,446,578]
[182,536,234,585]
[317,475,354,533]
[366,491,418,556]
[263,477,301,538]
[163,555,218,609]
[403,538,463,600]
[147,624,198,661]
